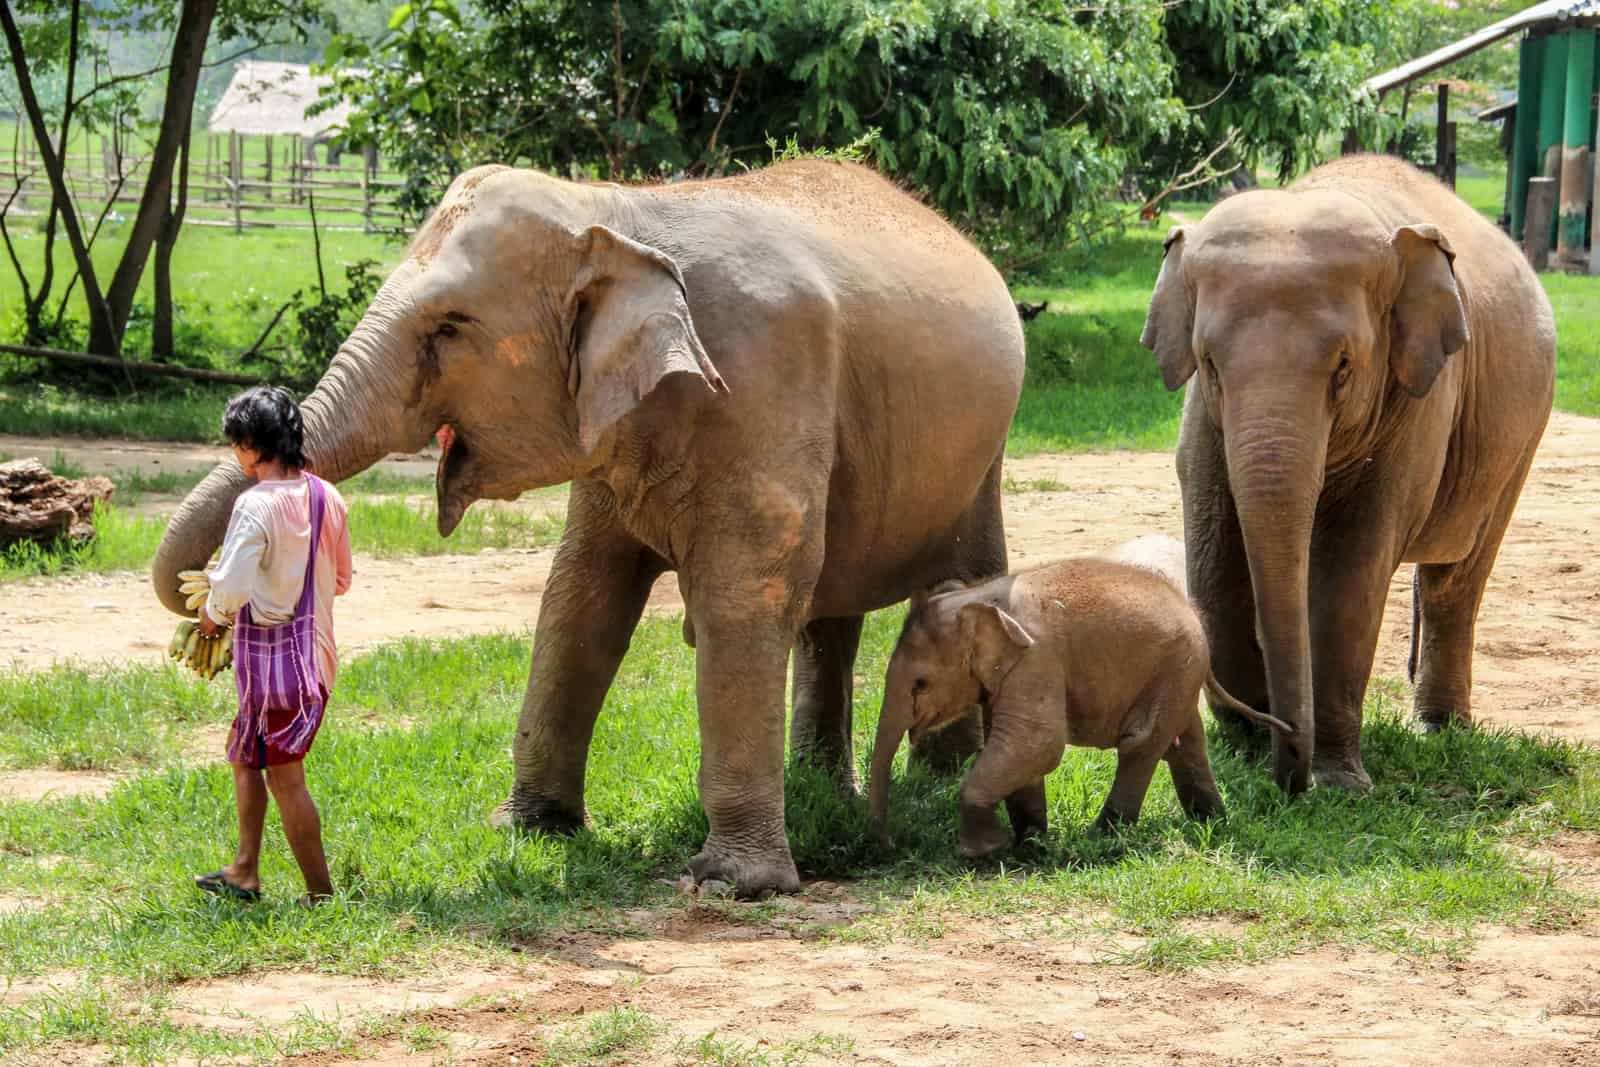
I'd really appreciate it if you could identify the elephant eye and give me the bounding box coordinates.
[913,678,928,694]
[1334,353,1352,388]
[436,322,459,339]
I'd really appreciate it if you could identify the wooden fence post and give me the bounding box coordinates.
[1525,176,1557,270]
[229,130,243,234]
[263,134,273,200]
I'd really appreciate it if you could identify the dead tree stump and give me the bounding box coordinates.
[0,459,115,548]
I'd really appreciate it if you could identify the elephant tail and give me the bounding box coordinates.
[1407,567,1421,684]
[1204,672,1296,736]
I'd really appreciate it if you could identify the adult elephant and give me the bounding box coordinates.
[1140,154,1554,794]
[152,160,1025,897]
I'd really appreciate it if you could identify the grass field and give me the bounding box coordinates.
[0,608,1594,1057]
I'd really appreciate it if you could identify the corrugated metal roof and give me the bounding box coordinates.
[1366,0,1600,96]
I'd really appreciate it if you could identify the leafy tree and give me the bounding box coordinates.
[1152,0,1408,188]
[322,0,1188,253]
[1,0,331,359]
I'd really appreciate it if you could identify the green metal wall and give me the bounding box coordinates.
[1509,26,1600,249]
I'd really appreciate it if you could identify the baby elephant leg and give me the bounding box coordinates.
[1095,744,1163,831]
[1166,708,1225,821]
[1005,780,1050,846]
[959,698,1065,859]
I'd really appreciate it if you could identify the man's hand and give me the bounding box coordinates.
[198,610,220,638]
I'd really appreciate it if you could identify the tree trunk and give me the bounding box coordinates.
[92,0,218,357]
[152,112,193,360]
[0,0,116,354]
[0,459,114,548]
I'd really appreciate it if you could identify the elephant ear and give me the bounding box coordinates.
[1140,227,1196,391]
[959,602,1035,694]
[564,225,729,453]
[1388,224,1470,398]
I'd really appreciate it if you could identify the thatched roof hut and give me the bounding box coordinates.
[206,60,351,140]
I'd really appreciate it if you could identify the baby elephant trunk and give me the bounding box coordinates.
[867,686,914,848]
[1204,672,1296,735]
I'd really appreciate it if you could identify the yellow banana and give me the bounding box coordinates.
[183,629,201,662]
[178,581,209,596]
[178,570,208,584]
[184,589,209,613]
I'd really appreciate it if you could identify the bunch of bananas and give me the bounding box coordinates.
[169,570,233,680]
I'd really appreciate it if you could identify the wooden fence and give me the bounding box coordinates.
[2,124,409,234]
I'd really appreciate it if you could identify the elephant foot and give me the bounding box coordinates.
[959,802,1012,860]
[489,791,589,836]
[1415,707,1473,734]
[685,840,801,900]
[1311,754,1372,793]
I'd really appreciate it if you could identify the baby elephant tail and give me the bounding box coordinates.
[1204,672,1296,735]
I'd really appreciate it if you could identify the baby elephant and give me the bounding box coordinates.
[867,541,1293,858]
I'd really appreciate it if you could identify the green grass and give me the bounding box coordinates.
[0,382,235,442]
[0,610,1593,1016]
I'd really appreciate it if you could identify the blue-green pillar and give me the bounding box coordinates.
[1511,34,1544,239]
[1538,33,1570,248]
[1558,28,1596,263]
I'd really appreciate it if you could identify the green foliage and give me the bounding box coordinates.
[1154,0,1405,185]
[322,0,1187,248]
[277,258,383,391]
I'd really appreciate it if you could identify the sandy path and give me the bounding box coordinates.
[4,412,1596,746]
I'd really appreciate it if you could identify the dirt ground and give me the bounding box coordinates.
[2,417,1599,1064]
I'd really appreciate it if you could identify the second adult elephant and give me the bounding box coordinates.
[152,160,1025,897]
[1140,154,1555,793]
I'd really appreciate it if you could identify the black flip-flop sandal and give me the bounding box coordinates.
[194,870,261,902]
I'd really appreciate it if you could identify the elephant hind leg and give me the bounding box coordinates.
[1413,451,1537,731]
[911,452,1010,775]
[789,614,866,792]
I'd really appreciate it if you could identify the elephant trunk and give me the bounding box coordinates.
[1222,390,1327,794]
[151,288,430,616]
[868,682,914,846]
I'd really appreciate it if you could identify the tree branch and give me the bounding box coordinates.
[72,41,281,111]
[706,68,744,157]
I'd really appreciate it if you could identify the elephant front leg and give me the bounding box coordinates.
[1307,541,1396,793]
[789,615,865,792]
[958,672,1065,858]
[493,485,665,834]
[687,607,804,897]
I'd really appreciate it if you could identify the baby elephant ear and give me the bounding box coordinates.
[960,602,1035,692]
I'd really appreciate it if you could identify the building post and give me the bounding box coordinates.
[1512,34,1544,239]
[1558,28,1596,266]
[1525,176,1557,270]
[1537,31,1570,249]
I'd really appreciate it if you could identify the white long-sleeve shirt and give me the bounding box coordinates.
[205,475,353,688]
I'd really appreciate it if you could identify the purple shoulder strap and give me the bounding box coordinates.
[294,474,326,617]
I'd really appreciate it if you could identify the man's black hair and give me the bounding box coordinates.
[221,386,308,470]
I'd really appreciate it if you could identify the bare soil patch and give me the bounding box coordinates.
[79,913,1600,1066]
[0,769,119,804]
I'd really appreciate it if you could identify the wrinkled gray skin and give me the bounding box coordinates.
[152,160,1024,898]
[867,553,1292,858]
[1141,155,1555,794]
